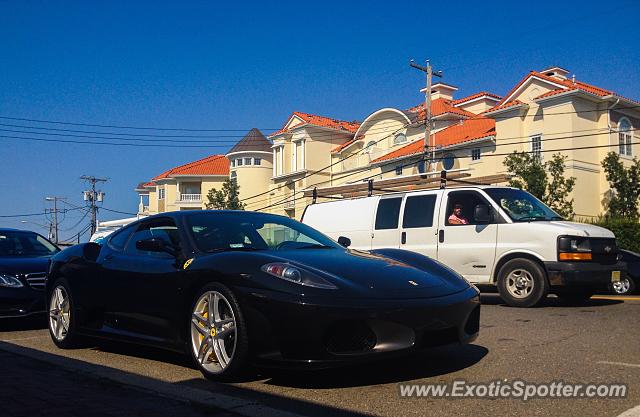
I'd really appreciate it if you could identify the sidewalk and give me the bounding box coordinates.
[0,349,234,417]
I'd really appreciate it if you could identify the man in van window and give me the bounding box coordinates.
[448,203,469,225]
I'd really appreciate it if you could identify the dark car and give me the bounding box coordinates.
[47,211,480,380]
[611,249,639,295]
[0,228,60,318]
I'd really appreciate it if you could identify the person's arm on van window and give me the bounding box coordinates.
[448,204,469,225]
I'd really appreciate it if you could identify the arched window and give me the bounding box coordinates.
[619,118,633,156]
[393,133,407,145]
[442,154,455,171]
[363,140,377,154]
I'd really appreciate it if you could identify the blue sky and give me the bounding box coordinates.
[1,0,638,240]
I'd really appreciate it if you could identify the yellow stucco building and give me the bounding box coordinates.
[138,66,639,220]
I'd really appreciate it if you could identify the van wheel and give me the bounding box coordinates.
[497,259,548,308]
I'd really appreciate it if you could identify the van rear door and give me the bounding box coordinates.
[372,196,403,249]
[398,192,440,258]
[436,189,498,283]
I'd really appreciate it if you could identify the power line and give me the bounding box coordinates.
[0,115,279,132]
[99,207,138,216]
[242,126,628,209]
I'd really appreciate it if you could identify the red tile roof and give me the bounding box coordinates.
[330,135,363,154]
[371,118,496,163]
[495,71,614,109]
[407,98,477,121]
[453,92,502,105]
[270,111,361,137]
[152,155,230,180]
[143,181,156,188]
[484,99,526,114]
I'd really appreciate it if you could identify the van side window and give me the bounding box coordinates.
[375,198,402,230]
[403,195,437,228]
[445,191,491,226]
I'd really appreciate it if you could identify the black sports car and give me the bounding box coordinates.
[47,211,480,380]
[0,228,60,318]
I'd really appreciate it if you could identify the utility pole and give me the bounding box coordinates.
[45,196,66,244]
[409,59,442,173]
[81,176,107,236]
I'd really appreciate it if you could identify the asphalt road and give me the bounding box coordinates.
[1,295,639,417]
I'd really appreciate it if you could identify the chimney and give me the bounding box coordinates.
[540,66,570,81]
[421,82,458,100]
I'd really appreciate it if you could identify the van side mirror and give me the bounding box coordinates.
[136,238,176,256]
[474,204,492,223]
[337,236,351,248]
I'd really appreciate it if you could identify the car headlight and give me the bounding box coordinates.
[261,263,338,289]
[557,236,592,261]
[0,274,24,288]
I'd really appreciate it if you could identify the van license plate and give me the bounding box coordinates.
[611,271,621,282]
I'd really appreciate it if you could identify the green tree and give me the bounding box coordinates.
[544,153,576,218]
[601,152,640,219]
[503,151,576,218]
[503,151,547,200]
[205,178,245,210]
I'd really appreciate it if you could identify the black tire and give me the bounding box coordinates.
[188,283,249,381]
[611,275,636,295]
[556,291,594,305]
[47,278,81,349]
[497,258,549,308]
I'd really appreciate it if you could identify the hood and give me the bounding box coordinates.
[530,221,615,238]
[0,256,51,275]
[264,248,469,299]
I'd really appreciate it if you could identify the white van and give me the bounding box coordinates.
[302,186,625,307]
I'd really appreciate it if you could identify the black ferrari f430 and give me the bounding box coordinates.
[47,211,480,380]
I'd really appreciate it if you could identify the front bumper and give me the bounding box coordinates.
[544,260,627,291]
[236,286,480,367]
[0,287,46,318]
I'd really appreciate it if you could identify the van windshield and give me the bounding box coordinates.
[484,188,563,222]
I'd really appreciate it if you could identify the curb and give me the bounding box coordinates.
[0,341,304,417]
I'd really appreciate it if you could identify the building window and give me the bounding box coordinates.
[471,148,481,161]
[393,133,407,145]
[619,118,633,156]
[363,141,377,154]
[231,159,236,167]
[237,158,243,166]
[244,157,252,166]
[395,165,403,175]
[530,135,542,160]
[158,188,165,200]
[230,171,237,183]
[254,158,261,166]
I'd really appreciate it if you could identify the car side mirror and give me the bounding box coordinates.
[474,204,492,223]
[337,236,351,248]
[136,238,176,256]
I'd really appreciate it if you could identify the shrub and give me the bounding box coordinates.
[585,217,640,253]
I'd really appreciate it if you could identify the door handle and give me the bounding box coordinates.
[401,231,406,244]
[438,230,444,243]
[104,254,114,261]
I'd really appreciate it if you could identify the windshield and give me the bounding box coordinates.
[0,231,59,257]
[484,188,563,222]
[186,212,341,252]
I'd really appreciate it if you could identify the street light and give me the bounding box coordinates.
[20,220,53,240]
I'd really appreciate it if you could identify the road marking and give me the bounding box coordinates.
[592,296,640,301]
[0,335,48,342]
[597,361,640,368]
[617,405,640,417]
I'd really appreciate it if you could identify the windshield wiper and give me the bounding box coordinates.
[206,246,262,253]
[295,244,334,249]
[516,216,549,222]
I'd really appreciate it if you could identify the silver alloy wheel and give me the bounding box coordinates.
[506,269,534,299]
[190,291,237,374]
[612,277,631,295]
[49,286,71,341]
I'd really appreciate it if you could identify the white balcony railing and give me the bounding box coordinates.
[283,196,296,210]
[179,193,202,202]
